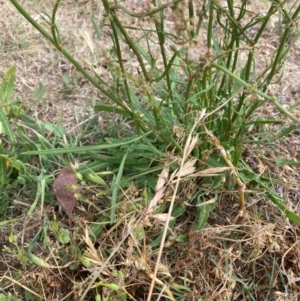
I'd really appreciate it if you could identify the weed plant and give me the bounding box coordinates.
[1,0,300,300]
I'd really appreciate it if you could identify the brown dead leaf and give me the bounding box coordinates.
[53,167,80,227]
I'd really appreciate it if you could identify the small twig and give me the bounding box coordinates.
[110,0,184,18]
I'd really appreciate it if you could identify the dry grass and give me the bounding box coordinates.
[1,0,300,300]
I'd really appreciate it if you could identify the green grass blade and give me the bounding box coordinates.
[276,125,295,139]
[0,65,16,104]
[22,133,151,155]
[195,197,216,230]
[265,187,300,225]
[110,152,127,223]
[27,227,51,268]
[90,16,102,41]
[0,145,8,193]
[245,120,282,126]
[242,167,300,225]
[0,109,14,141]
[94,104,131,117]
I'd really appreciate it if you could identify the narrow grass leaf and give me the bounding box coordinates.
[28,227,51,268]
[34,82,44,102]
[86,170,108,187]
[133,39,152,64]
[276,125,295,139]
[290,100,300,111]
[28,181,41,215]
[275,157,300,167]
[0,65,16,104]
[245,167,300,225]
[0,109,14,141]
[154,53,178,82]
[90,17,102,41]
[39,177,46,216]
[90,215,110,240]
[0,217,24,226]
[22,133,150,155]
[43,122,66,137]
[245,120,282,126]
[19,112,44,133]
[94,104,131,117]
[195,197,216,230]
[0,145,8,193]
[110,152,127,223]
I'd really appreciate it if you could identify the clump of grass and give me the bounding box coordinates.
[2,0,300,300]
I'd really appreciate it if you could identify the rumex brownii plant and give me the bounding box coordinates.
[9,0,300,218]
[3,0,300,300]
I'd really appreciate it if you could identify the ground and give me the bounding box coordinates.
[1,0,300,300]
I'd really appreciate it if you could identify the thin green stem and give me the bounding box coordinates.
[263,24,292,89]
[153,2,175,111]
[51,0,62,48]
[253,3,277,44]
[292,2,300,19]
[110,0,184,18]
[184,77,194,127]
[188,0,195,39]
[107,10,143,135]
[212,63,300,124]
[213,1,251,43]
[207,2,213,48]
[102,0,150,82]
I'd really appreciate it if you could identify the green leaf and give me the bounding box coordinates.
[58,228,71,243]
[0,194,9,214]
[94,104,131,117]
[28,227,51,268]
[195,197,216,230]
[0,65,16,104]
[86,170,108,187]
[110,152,128,223]
[242,165,300,225]
[0,293,22,301]
[289,99,300,111]
[245,120,282,126]
[276,125,295,139]
[43,122,66,137]
[0,144,8,193]
[90,17,102,41]
[98,282,119,290]
[175,234,188,242]
[0,109,15,142]
[22,133,151,155]
[90,215,110,240]
[0,217,23,227]
[34,81,45,102]
[276,157,300,167]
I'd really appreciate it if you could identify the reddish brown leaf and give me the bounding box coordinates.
[53,167,80,227]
